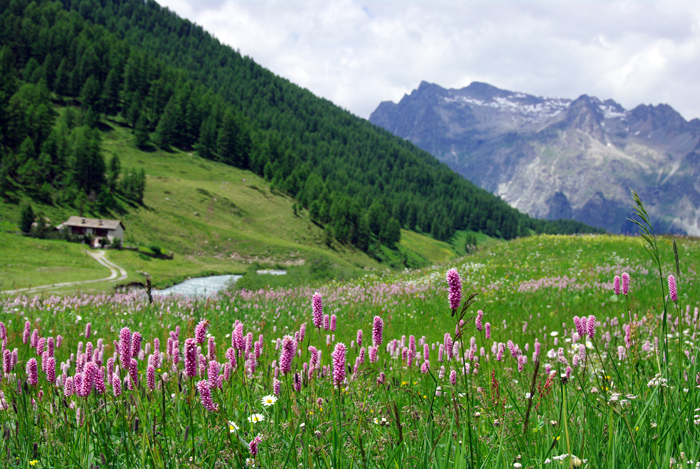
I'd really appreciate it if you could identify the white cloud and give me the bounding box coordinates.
[156,0,700,121]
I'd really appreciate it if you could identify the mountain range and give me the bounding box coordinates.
[370,81,700,235]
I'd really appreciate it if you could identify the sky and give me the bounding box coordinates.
[155,0,700,121]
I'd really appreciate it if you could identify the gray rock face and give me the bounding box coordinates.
[370,81,700,235]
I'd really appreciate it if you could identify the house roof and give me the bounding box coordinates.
[61,216,125,230]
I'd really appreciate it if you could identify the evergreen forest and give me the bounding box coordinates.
[0,0,601,254]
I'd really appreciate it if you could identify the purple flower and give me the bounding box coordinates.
[232,323,244,350]
[207,337,216,361]
[323,314,330,331]
[669,275,678,302]
[195,320,209,344]
[475,310,483,332]
[249,435,262,456]
[369,346,378,364]
[273,378,281,396]
[330,314,337,332]
[208,361,220,389]
[95,368,106,395]
[26,358,38,386]
[443,333,453,360]
[196,380,218,412]
[31,329,39,348]
[485,323,491,340]
[0,322,5,341]
[299,323,306,343]
[372,316,383,347]
[279,335,296,375]
[119,327,132,368]
[112,375,122,397]
[225,347,237,369]
[587,315,596,339]
[331,343,347,387]
[85,323,92,339]
[421,360,430,374]
[613,275,621,295]
[147,365,156,391]
[2,349,11,374]
[47,337,54,357]
[131,332,142,359]
[64,376,74,397]
[423,343,429,361]
[129,358,138,387]
[184,338,197,378]
[622,272,630,296]
[449,369,457,386]
[293,372,301,392]
[312,293,323,329]
[377,372,386,385]
[446,268,462,311]
[356,329,363,348]
[45,357,56,383]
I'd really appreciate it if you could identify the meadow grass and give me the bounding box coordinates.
[0,232,699,468]
[0,118,465,294]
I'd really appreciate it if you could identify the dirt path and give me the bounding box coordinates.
[0,250,128,295]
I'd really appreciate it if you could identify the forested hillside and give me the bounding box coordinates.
[0,0,601,256]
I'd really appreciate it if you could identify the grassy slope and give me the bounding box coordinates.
[0,115,467,294]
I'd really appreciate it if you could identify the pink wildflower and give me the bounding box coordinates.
[331,342,347,387]
[196,380,218,412]
[26,358,38,386]
[446,268,462,311]
[195,320,209,344]
[312,293,323,329]
[184,338,197,378]
[372,316,383,347]
[668,275,678,302]
[622,272,630,295]
[279,335,296,375]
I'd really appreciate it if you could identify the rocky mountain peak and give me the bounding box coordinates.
[370,81,700,235]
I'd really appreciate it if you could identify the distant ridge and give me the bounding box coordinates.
[370,81,700,235]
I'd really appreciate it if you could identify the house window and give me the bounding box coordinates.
[95,229,108,237]
[72,227,85,235]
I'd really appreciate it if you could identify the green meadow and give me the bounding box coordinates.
[2,224,699,467]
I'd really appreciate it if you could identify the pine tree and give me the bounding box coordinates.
[133,113,150,149]
[197,115,217,160]
[107,153,121,189]
[19,202,34,233]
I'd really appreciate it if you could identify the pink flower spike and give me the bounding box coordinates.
[446,268,462,311]
[331,342,347,387]
[196,380,218,412]
[312,293,323,329]
[621,272,630,296]
[668,275,678,302]
[194,320,209,345]
[475,310,483,332]
[184,339,197,378]
[613,275,621,295]
[279,336,296,375]
[372,316,384,347]
[26,358,38,386]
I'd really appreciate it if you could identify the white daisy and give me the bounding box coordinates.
[261,395,278,407]
[228,421,239,433]
[248,413,265,423]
